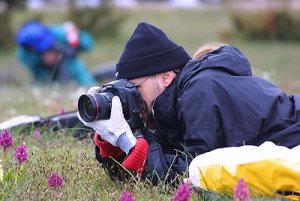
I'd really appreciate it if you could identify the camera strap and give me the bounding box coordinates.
[146,142,173,185]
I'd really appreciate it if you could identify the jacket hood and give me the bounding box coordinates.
[181,45,252,79]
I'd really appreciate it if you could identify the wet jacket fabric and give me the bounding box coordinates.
[145,45,300,182]
[16,25,96,86]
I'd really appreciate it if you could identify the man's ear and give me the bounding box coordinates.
[160,71,176,87]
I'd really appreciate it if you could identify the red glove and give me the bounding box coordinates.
[94,133,124,158]
[94,133,149,174]
[122,138,149,174]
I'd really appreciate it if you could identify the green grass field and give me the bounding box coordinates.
[1,6,299,200]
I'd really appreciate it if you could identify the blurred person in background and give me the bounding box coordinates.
[16,20,97,87]
[78,22,300,185]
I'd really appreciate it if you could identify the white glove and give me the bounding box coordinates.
[87,86,101,94]
[77,96,137,154]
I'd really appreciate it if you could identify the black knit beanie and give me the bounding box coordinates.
[116,22,191,80]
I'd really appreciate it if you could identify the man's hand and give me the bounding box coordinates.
[78,96,136,154]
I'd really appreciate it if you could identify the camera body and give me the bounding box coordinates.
[78,79,144,130]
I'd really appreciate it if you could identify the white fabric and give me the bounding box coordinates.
[0,115,42,130]
[87,86,101,94]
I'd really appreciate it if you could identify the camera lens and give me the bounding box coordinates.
[78,93,112,122]
[85,98,95,118]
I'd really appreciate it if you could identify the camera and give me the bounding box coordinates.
[78,79,144,130]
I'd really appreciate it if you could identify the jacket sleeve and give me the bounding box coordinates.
[77,30,94,51]
[16,47,47,82]
[144,77,222,184]
[178,76,223,153]
[66,57,96,87]
[143,131,193,185]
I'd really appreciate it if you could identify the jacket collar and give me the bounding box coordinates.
[151,77,184,148]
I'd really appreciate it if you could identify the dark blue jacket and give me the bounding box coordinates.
[146,45,300,182]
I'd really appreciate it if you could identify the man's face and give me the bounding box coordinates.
[130,75,164,115]
[130,71,177,116]
[42,50,62,67]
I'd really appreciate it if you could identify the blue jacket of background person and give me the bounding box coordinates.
[143,45,300,182]
[16,21,97,87]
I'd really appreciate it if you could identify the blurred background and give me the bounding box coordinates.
[1,0,300,121]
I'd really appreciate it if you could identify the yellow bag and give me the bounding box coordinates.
[189,142,300,200]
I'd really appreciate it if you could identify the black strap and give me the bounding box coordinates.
[146,142,173,185]
[277,190,300,197]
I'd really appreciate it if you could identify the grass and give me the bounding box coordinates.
[1,129,174,200]
[1,5,300,201]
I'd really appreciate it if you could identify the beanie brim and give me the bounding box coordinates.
[116,46,191,80]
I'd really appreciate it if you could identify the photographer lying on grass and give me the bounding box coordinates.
[78,22,300,185]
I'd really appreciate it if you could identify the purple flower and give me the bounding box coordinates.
[172,183,191,201]
[14,144,28,164]
[0,129,13,150]
[32,129,42,139]
[119,191,135,201]
[59,108,66,114]
[234,178,250,201]
[48,173,63,188]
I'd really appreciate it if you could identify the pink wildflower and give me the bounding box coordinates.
[59,108,66,114]
[234,178,250,201]
[32,129,42,139]
[172,183,191,201]
[48,173,64,188]
[119,191,135,201]
[0,129,13,151]
[14,144,28,164]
